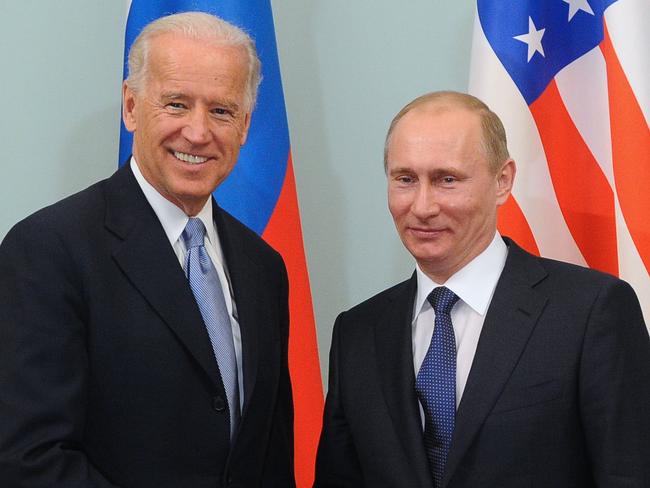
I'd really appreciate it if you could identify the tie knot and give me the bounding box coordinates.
[182,218,206,249]
[427,286,459,315]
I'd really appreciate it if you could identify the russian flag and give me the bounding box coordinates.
[469,0,650,325]
[119,2,324,486]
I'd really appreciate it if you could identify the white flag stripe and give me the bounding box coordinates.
[615,201,650,321]
[469,3,649,324]
[605,0,650,322]
[469,16,587,266]
[555,47,614,186]
[604,0,650,125]
[557,46,650,307]
[125,1,132,27]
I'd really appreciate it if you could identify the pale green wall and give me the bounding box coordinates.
[1,2,124,231]
[1,1,475,384]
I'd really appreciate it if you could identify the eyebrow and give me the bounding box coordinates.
[160,92,185,100]
[160,92,240,112]
[389,166,463,177]
[388,166,415,176]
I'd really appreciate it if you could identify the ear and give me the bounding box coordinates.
[239,111,252,145]
[495,158,516,207]
[122,81,137,133]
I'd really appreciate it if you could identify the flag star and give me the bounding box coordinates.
[514,16,546,62]
[562,0,595,21]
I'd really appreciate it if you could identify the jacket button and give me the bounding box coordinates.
[212,396,226,412]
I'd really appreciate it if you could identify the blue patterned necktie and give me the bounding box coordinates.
[183,218,240,438]
[415,286,460,488]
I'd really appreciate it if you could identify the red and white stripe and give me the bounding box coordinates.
[469,0,650,325]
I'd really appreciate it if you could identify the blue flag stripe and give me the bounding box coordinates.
[119,0,290,235]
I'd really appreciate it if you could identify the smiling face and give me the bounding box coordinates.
[122,33,251,216]
[386,104,515,283]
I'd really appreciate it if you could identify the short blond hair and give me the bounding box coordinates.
[384,91,509,173]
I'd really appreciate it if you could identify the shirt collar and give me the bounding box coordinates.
[413,233,508,320]
[130,156,215,246]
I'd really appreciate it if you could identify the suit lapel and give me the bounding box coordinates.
[104,166,221,390]
[213,205,265,418]
[374,275,435,487]
[443,240,548,486]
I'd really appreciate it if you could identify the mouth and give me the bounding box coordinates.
[173,151,209,164]
[408,226,445,238]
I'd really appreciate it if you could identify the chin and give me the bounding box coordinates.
[174,177,217,195]
[405,240,445,258]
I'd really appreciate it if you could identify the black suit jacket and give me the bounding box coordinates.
[0,165,294,488]
[314,238,650,487]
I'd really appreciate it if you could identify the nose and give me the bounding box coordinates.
[181,109,211,145]
[411,183,440,219]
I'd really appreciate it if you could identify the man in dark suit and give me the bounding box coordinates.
[0,12,294,488]
[314,91,650,487]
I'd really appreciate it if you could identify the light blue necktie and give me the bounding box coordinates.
[183,218,240,438]
[415,286,459,488]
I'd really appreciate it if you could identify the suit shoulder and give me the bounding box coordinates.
[340,277,413,321]
[540,257,643,317]
[536,254,623,289]
[505,237,626,291]
[218,208,283,261]
[503,240,643,317]
[2,177,109,245]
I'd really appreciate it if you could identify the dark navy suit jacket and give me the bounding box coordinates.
[315,238,649,487]
[0,165,295,488]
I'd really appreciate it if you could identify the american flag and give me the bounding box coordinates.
[469,0,649,326]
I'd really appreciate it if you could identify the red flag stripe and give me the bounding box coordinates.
[601,23,650,275]
[497,196,540,256]
[530,81,619,276]
[262,153,323,488]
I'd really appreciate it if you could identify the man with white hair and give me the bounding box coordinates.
[0,12,294,488]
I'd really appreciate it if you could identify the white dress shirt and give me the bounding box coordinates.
[130,157,244,409]
[412,233,507,419]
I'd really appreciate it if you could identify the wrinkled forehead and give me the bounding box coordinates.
[143,34,250,95]
[147,32,248,66]
[385,105,490,174]
[391,105,483,147]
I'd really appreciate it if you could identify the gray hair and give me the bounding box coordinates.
[126,11,262,110]
[384,91,510,174]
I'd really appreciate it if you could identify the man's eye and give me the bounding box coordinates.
[441,176,457,184]
[211,107,230,116]
[167,102,186,110]
[396,176,414,184]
